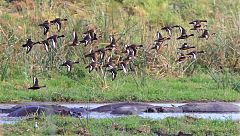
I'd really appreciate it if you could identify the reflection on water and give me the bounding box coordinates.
[1,103,240,124]
[140,112,240,120]
[0,114,20,124]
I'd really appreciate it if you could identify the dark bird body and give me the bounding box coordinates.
[47,34,65,48]
[189,20,207,31]
[172,25,194,40]
[178,43,195,50]
[80,33,91,46]
[155,31,171,42]
[85,61,98,73]
[39,39,50,52]
[103,57,114,69]
[108,68,117,81]
[85,52,96,62]
[95,48,106,61]
[176,53,188,63]
[50,18,67,32]
[60,60,79,72]
[106,36,117,49]
[186,51,205,59]
[28,77,46,90]
[69,31,79,46]
[189,20,207,25]
[124,44,143,58]
[22,38,40,54]
[198,29,215,39]
[161,26,173,37]
[119,57,130,74]
[151,42,167,52]
[38,20,50,35]
[83,29,98,41]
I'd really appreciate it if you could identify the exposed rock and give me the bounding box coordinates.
[180,102,240,113]
[5,101,240,117]
[90,102,153,115]
[8,106,56,117]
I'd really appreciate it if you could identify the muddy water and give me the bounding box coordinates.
[1,103,240,124]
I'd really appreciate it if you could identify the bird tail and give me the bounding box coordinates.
[151,46,156,50]
[137,45,144,48]
[176,37,182,40]
[58,35,65,38]
[198,51,205,53]
[79,40,85,43]
[189,34,194,37]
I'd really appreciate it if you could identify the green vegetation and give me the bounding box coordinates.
[0,1,240,135]
[2,116,240,135]
[0,73,240,103]
[0,0,239,103]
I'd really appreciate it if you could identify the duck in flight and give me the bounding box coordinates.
[151,41,168,52]
[189,20,207,31]
[186,50,205,59]
[106,35,117,49]
[119,57,130,74]
[80,33,91,46]
[47,34,65,48]
[28,77,46,90]
[155,31,171,42]
[50,18,67,32]
[198,29,215,40]
[38,39,50,52]
[38,20,50,35]
[22,38,40,54]
[85,61,99,73]
[85,51,97,62]
[95,48,106,62]
[172,25,194,40]
[108,68,117,81]
[161,26,173,37]
[178,43,195,50]
[60,60,80,72]
[68,31,79,46]
[176,53,189,63]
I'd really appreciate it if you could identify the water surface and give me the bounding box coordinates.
[1,102,240,124]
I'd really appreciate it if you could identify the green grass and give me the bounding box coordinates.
[0,72,240,103]
[2,116,240,135]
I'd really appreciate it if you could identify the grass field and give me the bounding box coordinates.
[0,72,240,103]
[2,116,240,135]
[0,0,239,103]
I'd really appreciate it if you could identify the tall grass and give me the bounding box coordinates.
[0,0,239,86]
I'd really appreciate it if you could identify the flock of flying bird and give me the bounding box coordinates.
[22,18,214,90]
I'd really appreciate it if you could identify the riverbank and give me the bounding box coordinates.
[1,73,240,103]
[2,116,240,136]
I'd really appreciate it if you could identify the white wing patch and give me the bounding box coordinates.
[122,64,127,74]
[52,39,56,48]
[67,65,71,72]
[56,23,60,31]
[44,43,49,52]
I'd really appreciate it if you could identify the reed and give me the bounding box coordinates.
[0,0,240,100]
